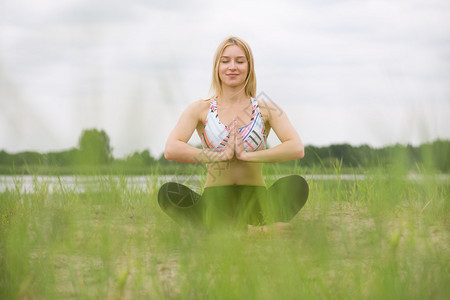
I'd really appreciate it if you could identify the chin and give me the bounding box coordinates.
[223,81,245,88]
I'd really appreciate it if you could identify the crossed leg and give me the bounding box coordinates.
[158,175,309,229]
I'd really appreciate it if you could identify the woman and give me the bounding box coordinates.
[158,36,309,231]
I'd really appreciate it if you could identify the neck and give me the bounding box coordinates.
[219,85,248,104]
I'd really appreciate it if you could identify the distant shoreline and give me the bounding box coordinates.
[2,173,448,194]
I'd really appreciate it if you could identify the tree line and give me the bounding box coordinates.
[1,129,449,174]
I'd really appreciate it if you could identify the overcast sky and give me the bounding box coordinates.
[1,0,449,158]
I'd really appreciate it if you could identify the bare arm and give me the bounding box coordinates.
[164,101,234,164]
[235,100,304,163]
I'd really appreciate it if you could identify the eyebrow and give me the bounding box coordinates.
[220,56,247,59]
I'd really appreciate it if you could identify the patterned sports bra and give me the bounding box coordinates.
[201,98,267,152]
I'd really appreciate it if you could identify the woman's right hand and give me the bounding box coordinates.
[194,123,235,163]
[207,120,237,162]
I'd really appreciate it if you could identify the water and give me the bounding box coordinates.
[0,175,201,194]
[0,174,448,194]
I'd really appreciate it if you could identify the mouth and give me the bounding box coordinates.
[226,74,239,78]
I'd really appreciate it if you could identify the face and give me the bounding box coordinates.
[218,45,249,89]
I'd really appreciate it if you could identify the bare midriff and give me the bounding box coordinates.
[204,159,265,187]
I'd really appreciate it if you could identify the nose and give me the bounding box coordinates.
[228,60,236,70]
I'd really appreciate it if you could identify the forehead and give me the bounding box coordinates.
[221,44,246,57]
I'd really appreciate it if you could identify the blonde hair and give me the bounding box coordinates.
[210,36,256,98]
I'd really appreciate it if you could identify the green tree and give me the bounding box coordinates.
[78,129,112,165]
[126,150,155,166]
[45,148,79,166]
[0,150,12,165]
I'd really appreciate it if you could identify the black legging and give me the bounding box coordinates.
[158,175,309,229]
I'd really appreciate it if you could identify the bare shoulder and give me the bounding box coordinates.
[196,98,212,109]
[256,98,284,122]
[186,98,210,110]
[184,98,211,121]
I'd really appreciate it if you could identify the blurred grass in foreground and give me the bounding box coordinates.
[0,167,448,299]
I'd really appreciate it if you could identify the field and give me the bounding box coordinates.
[1,169,449,299]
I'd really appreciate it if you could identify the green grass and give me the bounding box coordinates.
[0,169,449,299]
